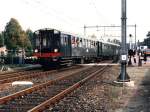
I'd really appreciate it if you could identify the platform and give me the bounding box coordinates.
[115,56,150,112]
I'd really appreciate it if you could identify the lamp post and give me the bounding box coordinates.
[128,34,132,66]
[117,0,130,82]
[129,34,132,49]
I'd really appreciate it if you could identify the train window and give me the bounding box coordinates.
[36,38,40,46]
[91,41,93,48]
[86,40,88,48]
[72,36,75,44]
[83,39,86,47]
[89,40,91,48]
[61,35,64,45]
[55,38,60,46]
[47,36,51,47]
[88,40,90,48]
[71,36,75,48]
[103,44,105,49]
[43,37,47,46]
[61,34,67,45]
[64,37,67,45]
[107,45,109,49]
[75,38,78,47]
[94,41,96,46]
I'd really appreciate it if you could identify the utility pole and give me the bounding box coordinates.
[117,0,130,82]
[84,25,86,36]
[135,24,137,50]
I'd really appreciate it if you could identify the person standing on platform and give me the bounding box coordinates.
[143,52,147,64]
[133,49,136,63]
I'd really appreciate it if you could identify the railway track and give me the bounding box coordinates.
[0,65,81,84]
[0,70,42,81]
[0,65,109,112]
[0,65,86,97]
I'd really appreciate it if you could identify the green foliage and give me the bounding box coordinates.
[4,18,32,51]
[26,29,34,49]
[0,32,4,47]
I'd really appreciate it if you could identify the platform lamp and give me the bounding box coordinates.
[117,0,130,82]
[128,34,132,66]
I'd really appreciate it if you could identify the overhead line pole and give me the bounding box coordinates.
[135,24,137,49]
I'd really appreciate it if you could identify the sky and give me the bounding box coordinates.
[0,0,150,42]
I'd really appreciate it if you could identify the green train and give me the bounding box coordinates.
[32,28,120,67]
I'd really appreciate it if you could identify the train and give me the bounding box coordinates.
[32,28,120,67]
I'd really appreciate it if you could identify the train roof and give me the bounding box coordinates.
[34,28,120,47]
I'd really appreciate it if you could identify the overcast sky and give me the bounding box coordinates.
[0,0,150,42]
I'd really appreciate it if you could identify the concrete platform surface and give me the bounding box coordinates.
[116,59,150,112]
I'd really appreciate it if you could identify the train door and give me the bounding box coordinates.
[53,31,61,53]
[67,35,72,57]
[60,34,71,57]
[60,34,72,66]
[97,42,102,57]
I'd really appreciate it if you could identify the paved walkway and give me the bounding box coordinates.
[116,57,150,112]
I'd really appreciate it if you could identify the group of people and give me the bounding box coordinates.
[128,49,147,65]
[128,49,136,64]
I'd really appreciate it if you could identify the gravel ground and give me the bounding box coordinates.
[0,66,90,98]
[45,64,150,112]
[2,63,149,112]
[45,65,120,112]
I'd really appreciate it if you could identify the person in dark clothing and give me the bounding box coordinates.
[143,52,147,64]
[134,56,136,63]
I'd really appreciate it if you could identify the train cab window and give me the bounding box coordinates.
[47,36,51,47]
[43,37,47,47]
[36,37,40,47]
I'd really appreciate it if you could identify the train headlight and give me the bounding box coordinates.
[34,49,38,53]
[54,49,58,53]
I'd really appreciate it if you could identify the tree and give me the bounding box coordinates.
[4,18,31,51]
[0,32,4,47]
[26,29,34,48]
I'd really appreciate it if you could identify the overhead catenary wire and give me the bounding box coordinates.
[21,0,85,32]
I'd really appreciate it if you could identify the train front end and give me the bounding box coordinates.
[33,29,61,67]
